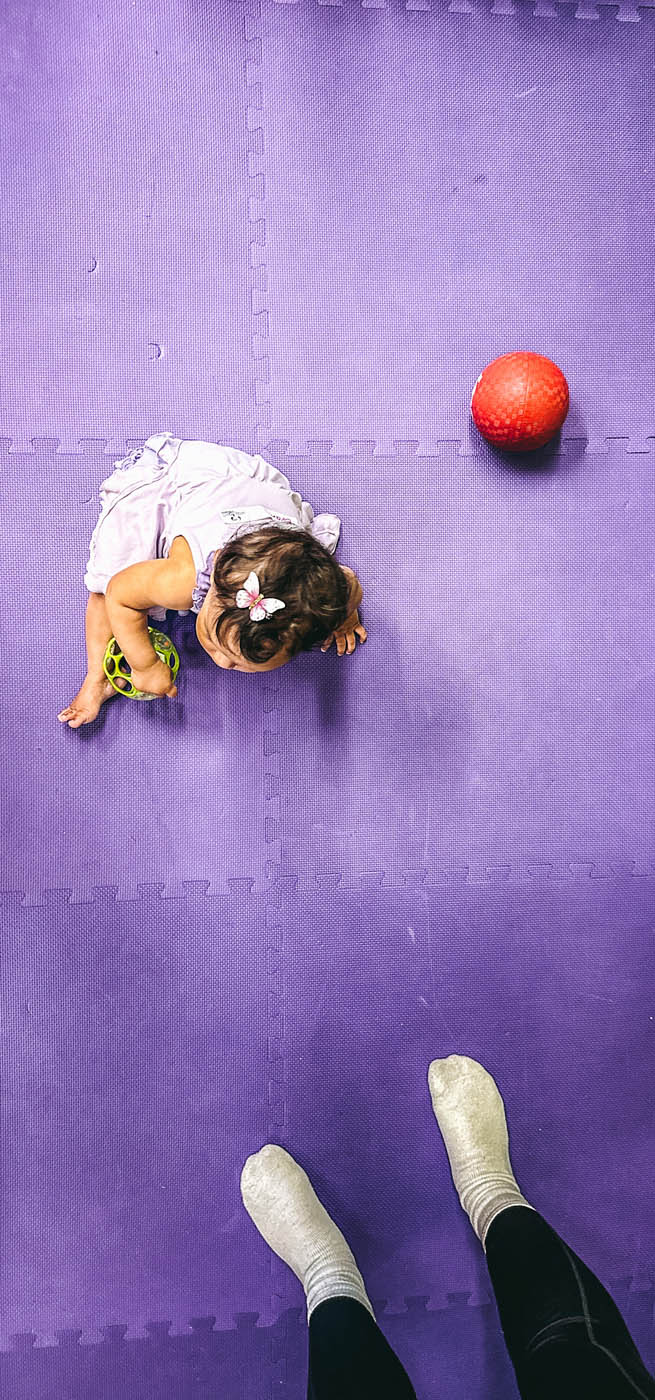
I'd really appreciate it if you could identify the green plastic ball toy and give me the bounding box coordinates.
[103,628,180,700]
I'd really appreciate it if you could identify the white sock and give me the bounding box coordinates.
[428,1055,534,1250]
[240,1144,374,1321]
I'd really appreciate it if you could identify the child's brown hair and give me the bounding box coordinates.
[211,526,350,664]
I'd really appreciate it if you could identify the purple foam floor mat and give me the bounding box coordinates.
[2,879,654,1397]
[2,1,655,1397]
[0,889,272,1337]
[273,442,655,887]
[0,1,254,455]
[250,3,655,456]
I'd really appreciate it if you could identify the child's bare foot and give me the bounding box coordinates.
[57,675,116,728]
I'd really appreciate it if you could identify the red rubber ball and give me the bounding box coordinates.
[471,351,569,452]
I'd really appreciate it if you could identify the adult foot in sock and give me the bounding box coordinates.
[428,1055,533,1247]
[240,1144,374,1318]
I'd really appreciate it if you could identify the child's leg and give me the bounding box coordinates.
[240,1146,416,1400]
[58,592,116,728]
[429,1056,655,1400]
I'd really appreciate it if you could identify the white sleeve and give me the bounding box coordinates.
[309,512,341,554]
[297,500,341,554]
[248,453,295,492]
[249,453,341,553]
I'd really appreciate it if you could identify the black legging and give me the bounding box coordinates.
[307,1207,655,1399]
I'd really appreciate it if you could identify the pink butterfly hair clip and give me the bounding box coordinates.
[235,571,285,623]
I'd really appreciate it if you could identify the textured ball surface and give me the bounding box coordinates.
[471,351,569,452]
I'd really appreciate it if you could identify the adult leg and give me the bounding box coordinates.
[486,1206,655,1400]
[308,1297,416,1400]
[428,1056,655,1400]
[241,1146,416,1400]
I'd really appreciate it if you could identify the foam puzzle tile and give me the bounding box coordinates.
[0,1,255,453]
[0,1302,520,1399]
[240,0,655,21]
[0,887,277,1342]
[2,1294,653,1397]
[2,1293,653,1399]
[272,441,655,889]
[248,2,655,455]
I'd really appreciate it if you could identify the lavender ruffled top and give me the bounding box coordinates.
[84,432,341,620]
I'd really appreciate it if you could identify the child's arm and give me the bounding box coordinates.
[105,556,194,692]
[341,566,363,615]
[321,566,367,656]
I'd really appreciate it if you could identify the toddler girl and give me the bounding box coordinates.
[58,431,366,729]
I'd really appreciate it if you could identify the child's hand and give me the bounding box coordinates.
[321,609,367,656]
[129,659,178,698]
